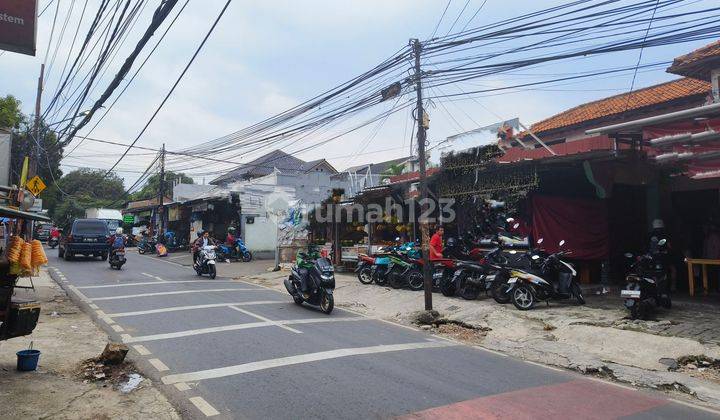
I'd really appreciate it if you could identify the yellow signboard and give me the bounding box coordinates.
[27,175,46,197]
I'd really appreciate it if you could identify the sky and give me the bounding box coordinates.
[0,0,716,187]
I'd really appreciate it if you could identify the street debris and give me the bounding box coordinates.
[98,343,129,365]
[119,373,144,394]
[77,343,142,392]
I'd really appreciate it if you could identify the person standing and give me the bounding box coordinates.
[429,226,444,260]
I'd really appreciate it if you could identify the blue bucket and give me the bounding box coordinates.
[16,349,41,371]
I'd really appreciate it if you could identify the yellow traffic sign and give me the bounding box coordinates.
[27,175,46,197]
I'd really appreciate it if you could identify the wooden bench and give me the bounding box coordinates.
[686,258,720,296]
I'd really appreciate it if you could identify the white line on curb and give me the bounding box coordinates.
[162,341,456,384]
[122,317,367,343]
[106,301,285,318]
[174,382,191,391]
[148,358,170,372]
[133,345,152,356]
[111,324,125,332]
[90,288,262,301]
[189,396,220,417]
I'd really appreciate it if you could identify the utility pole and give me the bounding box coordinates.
[411,38,433,311]
[158,143,166,236]
[29,64,45,179]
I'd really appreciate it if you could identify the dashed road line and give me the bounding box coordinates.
[162,341,457,384]
[174,382,191,391]
[90,288,261,301]
[189,396,220,417]
[148,358,170,372]
[106,300,285,318]
[133,345,152,356]
[77,280,241,289]
[229,305,302,334]
[122,317,367,343]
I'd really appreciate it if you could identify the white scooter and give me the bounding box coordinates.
[194,245,218,279]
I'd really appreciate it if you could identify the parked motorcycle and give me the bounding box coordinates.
[355,253,375,284]
[621,238,671,320]
[48,236,59,249]
[194,245,218,278]
[109,248,126,270]
[218,238,253,262]
[284,247,335,314]
[137,236,157,254]
[505,240,585,310]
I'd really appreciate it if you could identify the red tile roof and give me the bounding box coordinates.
[667,40,720,77]
[388,167,440,183]
[527,78,710,135]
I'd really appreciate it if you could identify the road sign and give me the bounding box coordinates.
[27,175,46,197]
[123,214,135,224]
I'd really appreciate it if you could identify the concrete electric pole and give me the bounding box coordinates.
[411,38,433,311]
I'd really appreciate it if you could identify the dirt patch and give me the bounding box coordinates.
[434,323,490,345]
[677,355,720,384]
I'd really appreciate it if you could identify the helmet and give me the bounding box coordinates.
[228,226,236,233]
[115,227,123,235]
[652,219,665,229]
[446,237,456,248]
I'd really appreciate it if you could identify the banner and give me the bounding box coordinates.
[0,0,37,56]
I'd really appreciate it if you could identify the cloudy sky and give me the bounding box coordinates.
[0,0,714,186]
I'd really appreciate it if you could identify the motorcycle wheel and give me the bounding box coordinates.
[320,293,334,314]
[571,282,586,305]
[512,284,535,311]
[293,295,304,305]
[389,274,404,289]
[138,247,146,255]
[630,303,645,320]
[491,280,512,304]
[242,251,253,262]
[662,296,672,309]
[209,264,217,279]
[64,251,73,261]
[440,278,456,297]
[407,270,424,291]
[460,284,479,300]
[195,265,202,276]
[357,267,373,284]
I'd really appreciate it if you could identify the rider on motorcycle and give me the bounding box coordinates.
[50,225,61,240]
[108,227,125,254]
[193,230,217,265]
[225,227,237,247]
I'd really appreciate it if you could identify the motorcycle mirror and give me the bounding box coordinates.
[559,240,565,247]
[658,238,667,246]
[537,238,544,244]
[506,217,515,223]
[513,223,520,229]
[624,252,633,258]
[531,254,540,260]
[509,250,517,254]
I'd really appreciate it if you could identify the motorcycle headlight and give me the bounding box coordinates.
[320,271,334,280]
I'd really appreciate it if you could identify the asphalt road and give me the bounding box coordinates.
[47,248,719,419]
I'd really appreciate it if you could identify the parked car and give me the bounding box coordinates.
[58,219,111,261]
[34,223,52,241]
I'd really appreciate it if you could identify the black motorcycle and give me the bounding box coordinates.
[285,249,335,314]
[621,238,671,320]
[109,248,126,270]
[48,236,59,249]
[137,235,157,254]
[505,240,585,310]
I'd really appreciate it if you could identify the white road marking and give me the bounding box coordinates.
[111,324,125,332]
[162,341,456,384]
[107,301,285,318]
[189,396,220,417]
[90,288,261,301]
[77,280,240,289]
[174,382,191,391]
[133,345,152,356]
[123,317,367,343]
[229,305,302,334]
[148,358,170,372]
[89,303,99,310]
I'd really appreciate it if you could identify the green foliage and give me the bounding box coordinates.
[0,95,24,129]
[380,163,405,181]
[45,169,126,225]
[10,123,64,187]
[129,171,194,201]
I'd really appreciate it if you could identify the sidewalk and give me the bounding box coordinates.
[233,264,720,410]
[0,269,179,420]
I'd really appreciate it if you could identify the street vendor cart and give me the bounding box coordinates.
[0,198,51,342]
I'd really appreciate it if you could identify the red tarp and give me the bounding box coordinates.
[532,195,609,260]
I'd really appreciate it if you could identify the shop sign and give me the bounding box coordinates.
[0,0,38,56]
[192,202,208,212]
[123,214,135,224]
[168,206,179,221]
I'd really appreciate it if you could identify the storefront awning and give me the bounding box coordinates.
[0,205,51,222]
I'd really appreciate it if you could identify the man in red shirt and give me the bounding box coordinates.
[429,226,444,260]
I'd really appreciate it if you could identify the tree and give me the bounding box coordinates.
[129,171,194,201]
[380,163,405,181]
[45,169,126,226]
[0,95,24,129]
